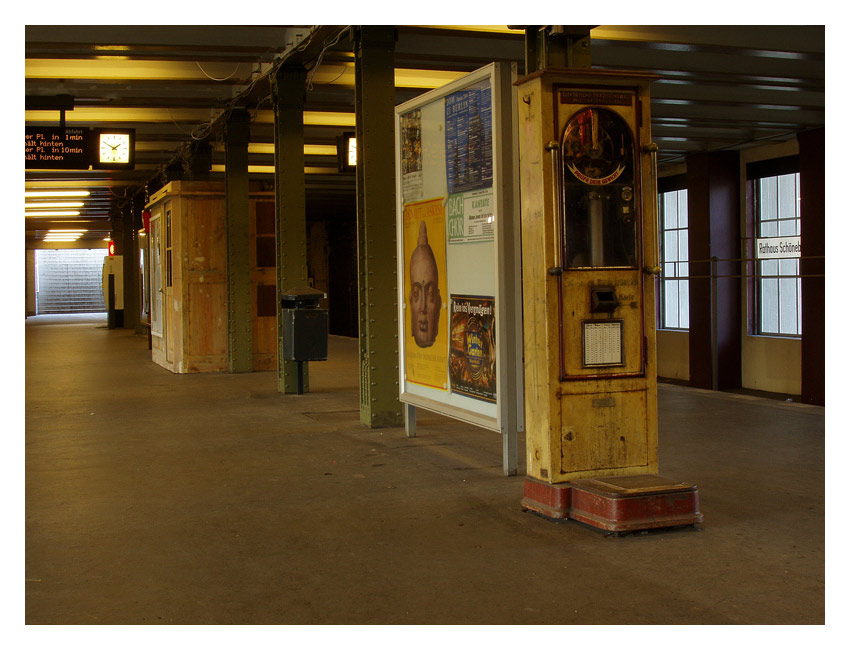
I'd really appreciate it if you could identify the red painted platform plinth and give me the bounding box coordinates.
[522,474,703,532]
[521,476,572,519]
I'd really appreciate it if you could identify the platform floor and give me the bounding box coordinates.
[24,315,825,627]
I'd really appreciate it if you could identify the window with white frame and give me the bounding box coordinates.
[658,187,689,330]
[755,171,802,336]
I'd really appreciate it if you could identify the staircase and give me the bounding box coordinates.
[36,249,108,314]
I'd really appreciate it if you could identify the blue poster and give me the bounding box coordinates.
[445,83,493,195]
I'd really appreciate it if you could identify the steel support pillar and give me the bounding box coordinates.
[523,25,592,73]
[353,26,402,428]
[272,65,310,394]
[798,128,825,406]
[225,109,253,373]
[108,209,124,328]
[686,150,742,391]
[121,199,140,331]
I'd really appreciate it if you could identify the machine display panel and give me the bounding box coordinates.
[560,106,638,269]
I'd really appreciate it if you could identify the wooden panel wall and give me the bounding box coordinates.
[185,195,227,371]
[250,198,277,371]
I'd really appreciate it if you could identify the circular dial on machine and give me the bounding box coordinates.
[561,107,632,186]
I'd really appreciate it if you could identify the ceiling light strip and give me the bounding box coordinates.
[25,202,84,209]
[25,211,81,217]
[25,190,91,198]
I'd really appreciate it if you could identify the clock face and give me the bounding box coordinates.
[99,133,131,164]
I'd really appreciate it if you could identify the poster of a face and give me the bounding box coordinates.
[403,198,448,390]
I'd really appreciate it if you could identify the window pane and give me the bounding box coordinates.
[762,259,778,277]
[679,279,689,329]
[761,278,778,333]
[658,189,689,330]
[778,174,797,219]
[664,192,678,229]
[665,280,679,328]
[663,231,677,265]
[677,190,688,228]
[761,220,778,237]
[778,218,798,237]
[779,258,797,277]
[760,177,778,221]
[756,171,801,337]
[779,277,798,334]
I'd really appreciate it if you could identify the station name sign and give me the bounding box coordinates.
[756,236,801,259]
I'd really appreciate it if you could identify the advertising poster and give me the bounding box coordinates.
[400,108,424,204]
[403,197,448,390]
[449,295,496,403]
[446,187,495,244]
[445,82,493,195]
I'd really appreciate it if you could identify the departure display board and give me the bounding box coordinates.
[25,127,91,169]
[25,127,135,170]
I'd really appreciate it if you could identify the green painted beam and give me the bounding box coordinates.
[225,109,253,373]
[272,65,310,394]
[353,26,403,428]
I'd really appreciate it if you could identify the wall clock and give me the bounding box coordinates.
[93,129,135,169]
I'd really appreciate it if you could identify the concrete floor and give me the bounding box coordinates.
[25,314,825,626]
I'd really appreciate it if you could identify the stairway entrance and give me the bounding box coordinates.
[35,249,107,315]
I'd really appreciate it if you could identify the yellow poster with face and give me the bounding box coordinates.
[403,197,449,390]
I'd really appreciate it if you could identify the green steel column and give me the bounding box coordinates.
[524,25,592,73]
[225,109,253,373]
[121,199,140,330]
[353,26,402,428]
[272,64,310,394]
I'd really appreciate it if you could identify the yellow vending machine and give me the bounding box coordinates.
[516,68,702,532]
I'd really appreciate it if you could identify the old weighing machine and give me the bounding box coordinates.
[516,69,702,532]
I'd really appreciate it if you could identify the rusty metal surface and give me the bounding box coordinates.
[568,476,703,532]
[521,476,571,519]
[570,473,695,496]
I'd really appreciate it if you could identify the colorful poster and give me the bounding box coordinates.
[403,198,449,390]
[446,188,495,244]
[401,108,424,204]
[449,295,496,403]
[445,82,493,195]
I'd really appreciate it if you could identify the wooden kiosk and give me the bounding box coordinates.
[515,69,702,532]
[145,181,278,373]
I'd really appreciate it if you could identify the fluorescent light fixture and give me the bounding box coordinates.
[25,190,91,198]
[25,210,81,217]
[44,229,86,240]
[44,232,83,237]
[215,143,337,156]
[25,202,85,209]
[337,133,356,172]
[210,165,333,175]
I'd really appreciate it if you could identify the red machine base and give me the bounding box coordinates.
[522,474,703,532]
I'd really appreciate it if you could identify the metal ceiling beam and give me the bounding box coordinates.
[25,25,312,51]
[23,24,826,221]
[590,25,824,54]
[591,42,824,82]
